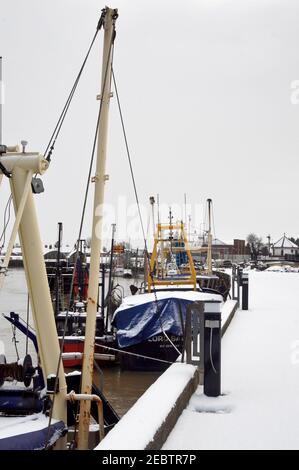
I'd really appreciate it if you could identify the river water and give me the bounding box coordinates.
[0,268,160,417]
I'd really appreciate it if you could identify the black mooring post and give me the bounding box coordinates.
[101,264,105,317]
[232,265,235,300]
[236,266,239,303]
[237,266,243,305]
[242,272,249,310]
[203,301,222,397]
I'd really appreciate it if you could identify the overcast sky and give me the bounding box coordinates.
[1,0,299,248]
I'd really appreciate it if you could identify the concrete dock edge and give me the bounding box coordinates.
[221,300,239,337]
[145,368,199,450]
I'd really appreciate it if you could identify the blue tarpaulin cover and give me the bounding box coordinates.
[113,297,192,348]
[0,417,66,450]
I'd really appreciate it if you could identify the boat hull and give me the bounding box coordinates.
[198,270,231,300]
[60,336,116,367]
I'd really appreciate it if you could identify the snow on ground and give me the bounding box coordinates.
[266,265,299,272]
[163,271,299,450]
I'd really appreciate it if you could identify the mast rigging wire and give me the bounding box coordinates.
[112,68,181,356]
[43,9,106,163]
[0,195,12,253]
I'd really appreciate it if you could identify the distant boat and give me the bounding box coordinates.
[55,301,115,367]
[1,244,23,267]
[123,268,133,278]
[114,266,124,276]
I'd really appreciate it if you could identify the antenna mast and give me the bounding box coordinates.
[184,193,187,229]
[150,196,155,238]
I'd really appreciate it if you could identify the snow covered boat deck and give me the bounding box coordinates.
[0,413,66,450]
[163,271,299,450]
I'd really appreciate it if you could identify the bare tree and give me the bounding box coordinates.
[246,233,263,260]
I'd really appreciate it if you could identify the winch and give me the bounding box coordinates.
[0,354,35,387]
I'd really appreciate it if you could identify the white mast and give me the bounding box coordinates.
[77,6,118,450]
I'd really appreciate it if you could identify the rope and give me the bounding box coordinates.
[25,293,30,356]
[44,12,117,449]
[11,324,19,361]
[112,68,182,356]
[93,341,174,365]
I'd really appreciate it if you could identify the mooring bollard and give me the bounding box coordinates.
[232,265,236,300]
[241,271,249,310]
[203,300,222,397]
[237,266,243,305]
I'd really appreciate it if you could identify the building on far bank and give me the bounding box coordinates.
[272,234,299,257]
[202,238,249,260]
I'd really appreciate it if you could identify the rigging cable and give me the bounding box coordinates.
[25,293,30,356]
[112,68,181,355]
[11,324,19,361]
[43,9,106,163]
[44,12,117,449]
[0,195,12,254]
[93,341,174,365]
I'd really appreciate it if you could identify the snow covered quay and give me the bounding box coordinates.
[164,271,299,450]
[96,297,238,450]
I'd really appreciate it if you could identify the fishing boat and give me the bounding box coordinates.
[0,243,23,268]
[48,221,120,368]
[112,218,224,371]
[0,7,120,450]
[55,302,112,368]
[45,229,89,306]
